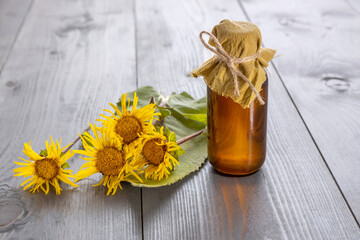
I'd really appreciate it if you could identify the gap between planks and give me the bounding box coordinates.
[236,0,360,228]
[0,0,33,75]
[133,0,145,239]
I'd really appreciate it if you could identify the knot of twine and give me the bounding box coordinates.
[199,31,264,105]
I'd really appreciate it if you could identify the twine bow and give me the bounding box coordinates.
[199,31,264,105]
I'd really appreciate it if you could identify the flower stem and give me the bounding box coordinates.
[176,128,206,145]
[62,126,91,154]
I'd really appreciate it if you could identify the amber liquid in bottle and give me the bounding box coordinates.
[207,80,268,175]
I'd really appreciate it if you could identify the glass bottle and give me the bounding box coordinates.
[207,80,268,175]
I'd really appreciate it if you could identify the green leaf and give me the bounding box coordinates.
[163,126,176,142]
[174,146,185,157]
[82,134,94,147]
[40,148,66,158]
[166,92,207,125]
[39,149,48,157]
[158,107,171,119]
[116,86,162,111]
[123,86,207,188]
[61,162,70,169]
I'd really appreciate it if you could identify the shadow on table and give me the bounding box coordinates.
[0,176,142,238]
[141,161,282,239]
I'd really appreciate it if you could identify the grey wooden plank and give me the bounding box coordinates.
[239,0,360,223]
[135,0,208,98]
[135,0,360,239]
[0,0,32,72]
[0,0,140,239]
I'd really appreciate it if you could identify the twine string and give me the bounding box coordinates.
[199,31,264,105]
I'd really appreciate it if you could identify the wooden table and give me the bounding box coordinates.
[1,0,359,239]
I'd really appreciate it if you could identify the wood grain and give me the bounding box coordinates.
[0,0,141,239]
[239,0,360,223]
[135,0,360,239]
[1,0,359,239]
[0,0,32,72]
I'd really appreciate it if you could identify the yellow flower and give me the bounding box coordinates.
[13,137,78,195]
[75,124,142,195]
[134,127,180,180]
[97,92,159,149]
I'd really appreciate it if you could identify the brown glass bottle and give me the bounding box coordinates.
[207,80,268,175]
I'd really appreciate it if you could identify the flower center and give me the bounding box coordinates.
[96,147,124,176]
[143,138,167,165]
[115,116,142,144]
[35,158,59,180]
